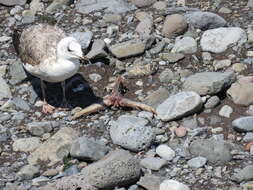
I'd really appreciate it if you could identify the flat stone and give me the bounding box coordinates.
[75,0,136,14]
[0,76,11,100]
[28,127,78,166]
[201,27,247,53]
[13,137,41,152]
[160,180,190,190]
[232,165,253,183]
[189,138,232,164]
[172,37,197,54]
[160,52,185,63]
[159,68,180,83]
[27,121,58,137]
[22,10,35,24]
[232,117,253,132]
[70,136,109,161]
[140,157,167,171]
[218,7,232,14]
[187,156,207,168]
[0,125,10,142]
[183,72,236,95]
[137,174,164,190]
[156,91,202,121]
[131,0,156,7]
[153,1,166,10]
[110,115,155,152]
[17,165,40,180]
[103,14,122,23]
[184,11,227,30]
[156,144,175,161]
[70,31,93,50]
[0,0,26,6]
[9,60,27,85]
[108,38,154,58]
[162,14,187,38]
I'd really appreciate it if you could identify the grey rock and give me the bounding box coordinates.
[103,14,122,24]
[137,174,164,190]
[86,39,106,59]
[144,87,170,108]
[172,37,197,54]
[70,31,93,50]
[219,105,233,118]
[243,133,253,142]
[248,0,253,8]
[187,156,207,168]
[189,139,232,164]
[0,126,10,142]
[0,113,11,122]
[0,0,26,6]
[156,91,202,122]
[213,59,231,70]
[70,136,109,161]
[232,165,253,183]
[232,117,253,132]
[22,10,35,24]
[42,150,141,190]
[12,97,30,111]
[13,137,41,152]
[0,36,12,42]
[27,121,58,136]
[131,0,156,7]
[0,77,11,100]
[160,52,185,63]
[218,7,232,14]
[63,165,79,176]
[183,72,236,95]
[156,144,175,161]
[184,11,227,30]
[46,0,69,13]
[160,180,190,190]
[126,62,157,78]
[17,165,40,180]
[159,68,180,83]
[76,0,136,14]
[110,115,155,152]
[149,40,166,55]
[140,157,167,171]
[204,96,220,109]
[9,60,27,85]
[136,17,153,37]
[201,27,247,53]
[12,112,26,120]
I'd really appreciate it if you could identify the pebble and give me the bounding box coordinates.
[156,144,176,161]
[171,37,197,54]
[140,157,167,171]
[160,52,185,63]
[0,77,11,100]
[213,59,231,70]
[70,31,93,49]
[131,0,156,8]
[219,105,233,118]
[204,96,220,109]
[187,156,207,168]
[232,117,253,132]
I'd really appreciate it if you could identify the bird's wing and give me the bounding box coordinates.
[19,24,66,66]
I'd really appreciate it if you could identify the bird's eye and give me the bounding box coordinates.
[67,47,73,52]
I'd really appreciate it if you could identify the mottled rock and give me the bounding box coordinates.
[160,52,185,63]
[204,96,220,109]
[0,0,26,6]
[22,10,35,24]
[156,91,202,121]
[213,59,231,70]
[219,105,233,118]
[232,117,253,132]
[201,27,247,53]
[9,60,27,85]
[86,39,106,59]
[126,62,157,78]
[144,87,170,108]
[183,72,236,95]
[70,31,93,49]
[46,0,69,13]
[136,17,153,37]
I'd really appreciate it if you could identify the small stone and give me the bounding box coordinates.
[156,144,175,161]
[218,7,232,14]
[0,77,11,100]
[46,0,69,13]
[160,179,190,190]
[103,14,122,24]
[43,169,59,177]
[232,63,247,73]
[187,156,207,168]
[159,68,179,83]
[140,157,167,171]
[22,10,35,24]
[0,0,26,6]
[204,96,220,109]
[172,37,197,54]
[131,0,156,7]
[175,126,187,137]
[138,174,164,190]
[153,1,166,10]
[243,133,253,142]
[70,31,93,49]
[232,117,253,132]
[17,165,40,180]
[213,59,231,70]
[12,97,30,111]
[89,73,102,82]
[13,137,41,152]
[27,121,58,137]
[219,105,233,118]
[86,39,106,59]
[160,52,185,63]
[0,36,11,42]
[136,17,153,37]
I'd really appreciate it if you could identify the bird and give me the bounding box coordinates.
[14,24,84,114]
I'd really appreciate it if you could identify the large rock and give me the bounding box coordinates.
[232,117,253,132]
[75,0,136,14]
[156,91,202,121]
[189,139,232,164]
[0,77,11,100]
[200,27,247,53]
[13,137,41,152]
[162,14,188,38]
[171,37,197,54]
[28,127,78,166]
[184,11,227,30]
[110,115,155,152]
[108,38,154,58]
[227,78,253,106]
[183,72,236,95]
[232,165,253,183]
[41,150,141,190]
[0,0,26,6]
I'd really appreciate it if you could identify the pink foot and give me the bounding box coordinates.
[42,103,55,114]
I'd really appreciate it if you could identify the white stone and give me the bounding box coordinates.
[156,144,175,161]
[201,27,247,53]
[219,105,233,118]
[172,37,197,54]
[160,179,190,190]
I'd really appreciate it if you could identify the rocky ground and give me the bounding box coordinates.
[0,0,253,189]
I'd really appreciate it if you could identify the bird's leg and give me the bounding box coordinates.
[41,79,55,114]
[59,80,71,109]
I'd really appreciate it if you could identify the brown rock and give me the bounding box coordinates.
[162,14,188,38]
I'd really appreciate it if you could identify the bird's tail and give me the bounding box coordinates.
[12,27,22,55]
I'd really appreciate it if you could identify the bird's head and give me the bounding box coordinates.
[57,37,84,61]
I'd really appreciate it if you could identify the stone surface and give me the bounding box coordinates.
[156,91,202,121]
[187,156,207,168]
[160,179,190,190]
[160,53,185,63]
[17,165,40,180]
[9,60,27,85]
[137,174,164,190]
[171,37,197,54]
[13,137,41,152]
[70,31,93,50]
[213,59,231,70]
[76,0,136,14]
[136,17,153,37]
[156,144,175,161]
[140,157,167,171]
[183,72,236,95]
[204,96,220,109]
[184,11,227,30]
[144,87,170,108]
[232,117,253,132]
[131,0,156,7]
[219,105,233,118]
[0,77,11,100]
[110,115,155,152]
[27,121,59,137]
[201,27,247,53]
[232,165,253,183]
[86,39,106,59]
[28,127,78,166]
[46,0,69,13]
[162,14,188,38]
[0,0,26,6]
[70,136,109,161]
[189,139,232,164]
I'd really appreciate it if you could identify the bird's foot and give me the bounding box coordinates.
[42,102,55,114]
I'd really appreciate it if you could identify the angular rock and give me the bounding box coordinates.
[184,11,227,30]
[171,37,197,54]
[27,121,58,137]
[204,96,220,109]
[126,62,157,78]
[0,76,11,100]
[213,59,231,70]
[9,60,27,85]
[156,91,202,121]
[70,31,93,50]
[219,105,233,118]
[12,97,30,111]
[86,39,106,59]
[28,127,78,166]
[162,14,188,38]
[159,68,179,83]
[75,0,136,14]
[232,165,253,183]
[41,150,141,189]
[108,38,154,58]
[70,136,109,161]
[46,0,69,13]
[13,137,41,152]
[140,157,167,171]
[189,139,232,164]
[201,27,247,53]
[232,117,253,132]
[160,180,190,190]
[22,10,35,24]
[183,72,236,95]
[187,156,207,168]
[110,115,155,152]
[17,165,40,180]
[0,126,10,142]
[137,174,164,190]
